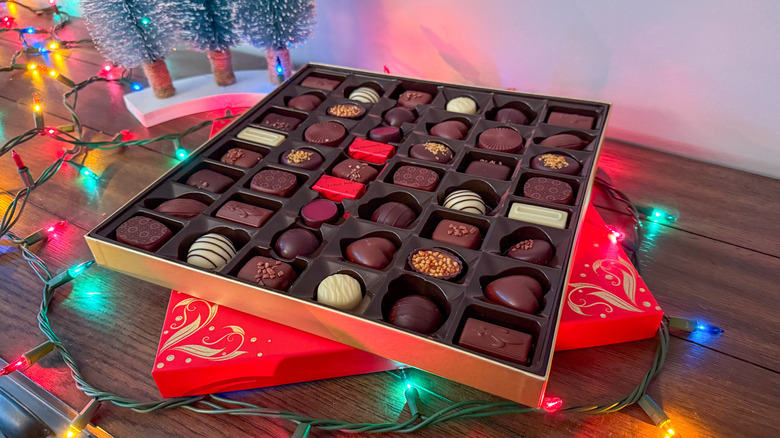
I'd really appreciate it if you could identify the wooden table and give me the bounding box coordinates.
[1,10,779,438]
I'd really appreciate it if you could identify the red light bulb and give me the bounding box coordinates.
[0,357,29,376]
[103,64,112,72]
[12,150,26,169]
[541,396,563,413]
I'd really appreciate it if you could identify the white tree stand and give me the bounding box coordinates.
[124,70,276,127]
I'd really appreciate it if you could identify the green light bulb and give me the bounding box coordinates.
[176,149,187,160]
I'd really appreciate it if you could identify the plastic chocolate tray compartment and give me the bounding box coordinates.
[86,63,610,407]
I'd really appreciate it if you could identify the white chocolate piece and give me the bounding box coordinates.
[443,190,486,215]
[317,274,362,310]
[187,233,237,270]
[237,127,286,146]
[508,203,568,229]
[348,87,380,104]
[446,96,477,115]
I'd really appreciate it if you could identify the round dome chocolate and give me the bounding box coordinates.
[409,141,453,164]
[346,237,397,269]
[388,295,443,334]
[280,148,324,170]
[288,94,322,111]
[484,275,543,314]
[371,202,416,228]
[429,120,468,140]
[275,228,320,259]
[531,154,581,175]
[506,239,554,265]
[383,107,416,126]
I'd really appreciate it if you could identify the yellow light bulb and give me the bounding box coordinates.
[49,70,58,77]
[33,104,41,112]
[49,42,58,50]
[28,63,37,70]
[65,426,80,438]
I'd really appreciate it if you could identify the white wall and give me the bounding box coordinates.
[284,0,780,178]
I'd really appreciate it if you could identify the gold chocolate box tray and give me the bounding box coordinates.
[86,63,609,407]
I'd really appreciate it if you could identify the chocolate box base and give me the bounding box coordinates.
[153,291,400,397]
[86,63,611,407]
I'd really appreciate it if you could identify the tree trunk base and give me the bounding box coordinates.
[209,49,236,87]
[142,59,176,99]
[266,48,292,85]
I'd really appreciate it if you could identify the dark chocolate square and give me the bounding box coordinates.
[220,148,264,168]
[185,169,235,194]
[332,159,378,183]
[216,201,274,227]
[301,76,341,91]
[260,113,302,132]
[431,219,481,249]
[464,160,512,180]
[547,112,594,130]
[458,318,532,365]
[237,256,296,291]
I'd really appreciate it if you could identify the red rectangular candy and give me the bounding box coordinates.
[348,138,395,164]
[312,175,366,202]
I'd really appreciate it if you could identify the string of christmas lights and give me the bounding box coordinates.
[0,2,714,437]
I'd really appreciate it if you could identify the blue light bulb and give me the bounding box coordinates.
[131,82,143,91]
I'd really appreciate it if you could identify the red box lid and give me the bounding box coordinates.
[152,292,400,397]
[555,204,663,351]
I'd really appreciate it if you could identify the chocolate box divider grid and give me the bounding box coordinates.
[85,63,611,407]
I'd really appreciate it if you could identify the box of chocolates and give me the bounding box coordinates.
[86,64,610,407]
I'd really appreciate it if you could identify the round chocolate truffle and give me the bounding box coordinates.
[388,295,443,334]
[326,103,366,119]
[443,190,487,215]
[251,169,298,197]
[446,96,477,114]
[409,141,453,164]
[317,274,363,310]
[116,216,173,251]
[523,177,574,204]
[383,107,416,127]
[493,107,529,125]
[531,154,581,175]
[348,86,380,104]
[538,133,589,150]
[154,198,208,219]
[301,199,339,228]
[506,239,554,265]
[280,148,324,170]
[187,233,237,271]
[429,120,468,140]
[484,275,543,314]
[369,126,402,143]
[371,202,416,228]
[408,248,463,280]
[346,237,396,269]
[477,127,524,154]
[304,121,346,146]
[274,228,320,259]
[288,94,322,111]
